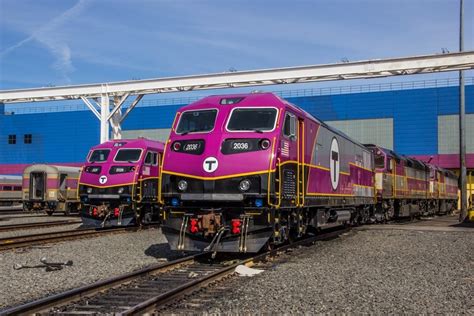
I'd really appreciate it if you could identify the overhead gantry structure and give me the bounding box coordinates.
[1,51,474,142]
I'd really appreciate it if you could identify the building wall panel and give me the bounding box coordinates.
[326,118,393,149]
[438,114,474,154]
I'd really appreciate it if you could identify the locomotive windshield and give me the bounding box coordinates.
[227,108,277,132]
[114,149,142,162]
[176,109,217,134]
[88,149,111,162]
[374,155,385,169]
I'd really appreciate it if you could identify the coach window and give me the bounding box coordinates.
[283,113,297,140]
[8,135,16,144]
[145,151,158,166]
[24,134,32,144]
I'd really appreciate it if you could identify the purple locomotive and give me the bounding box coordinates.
[79,138,164,227]
[366,145,458,219]
[160,93,375,253]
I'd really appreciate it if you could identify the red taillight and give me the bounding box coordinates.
[92,207,98,217]
[189,218,199,233]
[231,219,242,234]
[172,142,182,151]
[114,208,120,217]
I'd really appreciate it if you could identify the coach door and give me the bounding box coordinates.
[30,172,46,200]
[59,173,68,201]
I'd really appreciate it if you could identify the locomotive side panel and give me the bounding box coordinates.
[306,124,374,206]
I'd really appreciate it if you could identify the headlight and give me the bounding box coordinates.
[239,179,251,192]
[260,139,271,150]
[117,187,124,194]
[86,187,93,194]
[177,180,188,191]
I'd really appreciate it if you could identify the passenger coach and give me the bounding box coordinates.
[22,164,81,215]
[0,175,22,206]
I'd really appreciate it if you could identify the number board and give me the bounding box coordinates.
[221,139,261,154]
[177,140,205,155]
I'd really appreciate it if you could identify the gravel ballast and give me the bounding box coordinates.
[0,215,80,226]
[0,227,174,309]
[203,229,473,314]
[0,223,83,239]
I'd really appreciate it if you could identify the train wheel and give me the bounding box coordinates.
[45,210,54,216]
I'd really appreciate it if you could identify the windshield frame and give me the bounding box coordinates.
[225,106,279,133]
[175,108,219,135]
[113,148,143,163]
[87,149,111,163]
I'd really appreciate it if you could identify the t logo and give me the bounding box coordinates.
[330,138,340,190]
[203,157,219,173]
[99,175,108,184]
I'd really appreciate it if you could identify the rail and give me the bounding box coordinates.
[1,227,348,314]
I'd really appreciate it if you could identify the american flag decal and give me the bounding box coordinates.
[143,166,150,176]
[281,140,290,157]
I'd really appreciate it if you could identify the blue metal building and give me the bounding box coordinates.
[1,78,473,174]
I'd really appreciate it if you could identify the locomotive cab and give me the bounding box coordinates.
[161,96,283,252]
[79,139,163,227]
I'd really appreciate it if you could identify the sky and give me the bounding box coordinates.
[0,0,473,93]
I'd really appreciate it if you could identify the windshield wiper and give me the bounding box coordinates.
[253,129,264,133]
[180,129,204,136]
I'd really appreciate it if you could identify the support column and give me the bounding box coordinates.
[459,0,467,221]
[100,94,110,143]
[111,96,123,140]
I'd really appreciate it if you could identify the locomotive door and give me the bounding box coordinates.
[280,112,298,206]
[141,151,159,200]
[297,118,306,207]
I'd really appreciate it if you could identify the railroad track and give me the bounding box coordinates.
[1,227,348,315]
[0,226,150,251]
[0,220,82,232]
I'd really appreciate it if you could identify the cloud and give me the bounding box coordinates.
[0,0,90,82]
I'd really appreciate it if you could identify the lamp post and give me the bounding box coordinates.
[459,0,467,222]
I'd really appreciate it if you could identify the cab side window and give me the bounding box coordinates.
[145,151,158,166]
[283,113,297,139]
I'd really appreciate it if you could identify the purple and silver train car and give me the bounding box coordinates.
[22,164,81,215]
[79,138,164,227]
[160,92,374,253]
[0,175,22,206]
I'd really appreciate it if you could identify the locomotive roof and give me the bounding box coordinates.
[365,144,404,161]
[180,92,369,151]
[91,138,164,151]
